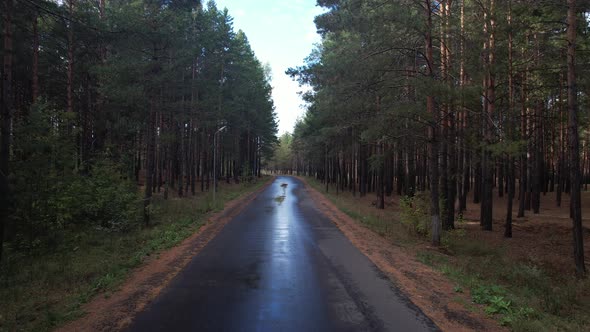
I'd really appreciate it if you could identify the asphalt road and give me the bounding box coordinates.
[127,176,439,332]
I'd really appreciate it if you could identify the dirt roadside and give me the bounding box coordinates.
[299,177,504,332]
[58,177,275,332]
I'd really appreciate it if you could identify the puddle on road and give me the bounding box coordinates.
[274,183,288,205]
[274,195,286,204]
[239,272,261,289]
[238,261,261,289]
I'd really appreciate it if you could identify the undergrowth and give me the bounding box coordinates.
[306,177,590,332]
[0,177,268,332]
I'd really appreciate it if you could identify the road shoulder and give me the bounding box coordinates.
[299,177,503,332]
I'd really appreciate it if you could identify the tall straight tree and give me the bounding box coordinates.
[0,0,14,264]
[480,0,495,231]
[66,0,75,114]
[567,0,586,278]
[505,0,515,238]
[425,0,441,246]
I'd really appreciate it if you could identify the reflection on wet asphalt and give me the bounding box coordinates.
[127,176,439,332]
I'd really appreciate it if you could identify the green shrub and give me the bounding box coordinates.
[472,284,506,305]
[399,191,430,236]
[441,228,466,250]
[72,159,140,230]
[9,104,140,252]
[241,165,255,183]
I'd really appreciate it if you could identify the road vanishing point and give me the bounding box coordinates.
[127,176,439,332]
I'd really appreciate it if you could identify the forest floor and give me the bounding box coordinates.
[303,177,590,332]
[0,177,273,332]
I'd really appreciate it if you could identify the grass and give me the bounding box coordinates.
[305,177,590,332]
[0,177,269,332]
[305,178,413,246]
[419,244,590,331]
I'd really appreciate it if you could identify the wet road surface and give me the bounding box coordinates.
[127,176,439,332]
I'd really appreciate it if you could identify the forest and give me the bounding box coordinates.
[0,0,276,274]
[286,0,589,278]
[3,0,590,330]
[0,1,278,327]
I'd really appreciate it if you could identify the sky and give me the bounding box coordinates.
[214,0,325,134]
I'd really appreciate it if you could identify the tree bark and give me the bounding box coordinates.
[32,10,39,103]
[480,0,494,231]
[144,109,155,225]
[0,0,14,264]
[566,0,586,278]
[517,69,528,218]
[425,0,441,246]
[67,0,75,114]
[505,0,514,238]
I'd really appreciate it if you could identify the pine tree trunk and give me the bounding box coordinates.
[185,121,191,193]
[505,0,514,237]
[566,0,586,278]
[378,143,385,209]
[532,101,542,214]
[480,0,495,231]
[32,10,39,103]
[144,107,155,225]
[447,108,457,230]
[458,0,468,213]
[157,114,163,193]
[201,130,206,192]
[177,122,184,197]
[498,160,504,197]
[460,150,469,211]
[505,157,514,238]
[191,121,196,195]
[67,0,75,114]
[557,73,565,207]
[518,70,528,218]
[408,142,416,196]
[425,0,441,246]
[439,1,450,229]
[164,148,170,200]
[474,158,481,204]
[360,142,367,197]
[325,144,329,192]
[444,0,455,230]
[396,147,403,195]
[0,0,14,264]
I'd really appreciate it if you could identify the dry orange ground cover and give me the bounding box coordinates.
[301,176,590,331]
[300,178,503,331]
[58,178,274,332]
[460,191,590,276]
